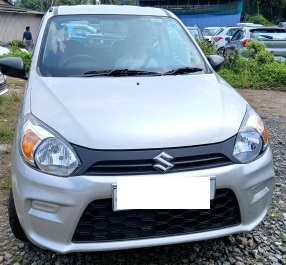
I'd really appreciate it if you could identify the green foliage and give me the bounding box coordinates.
[196,39,217,55]
[218,41,286,90]
[20,0,43,12]
[19,0,98,12]
[9,92,22,102]
[0,41,32,73]
[246,14,273,25]
[244,40,275,64]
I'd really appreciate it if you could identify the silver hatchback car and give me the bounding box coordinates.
[0,5,275,254]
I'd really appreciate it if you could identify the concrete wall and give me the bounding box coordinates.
[0,12,43,43]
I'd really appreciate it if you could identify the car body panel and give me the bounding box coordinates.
[2,4,275,254]
[211,26,242,52]
[29,73,245,149]
[278,22,286,29]
[11,143,275,253]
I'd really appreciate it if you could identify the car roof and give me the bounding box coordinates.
[186,26,199,29]
[55,5,169,16]
[245,26,286,30]
[223,26,242,29]
[204,26,221,29]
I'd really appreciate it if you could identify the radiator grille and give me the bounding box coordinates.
[84,154,232,175]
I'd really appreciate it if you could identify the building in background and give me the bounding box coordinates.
[139,0,243,30]
[0,0,43,43]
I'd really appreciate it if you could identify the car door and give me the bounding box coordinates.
[224,29,245,57]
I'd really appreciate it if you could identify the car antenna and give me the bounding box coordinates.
[49,0,55,11]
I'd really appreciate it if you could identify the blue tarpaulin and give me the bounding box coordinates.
[176,13,241,31]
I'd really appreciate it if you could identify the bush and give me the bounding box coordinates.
[0,40,32,73]
[196,39,217,55]
[246,14,273,25]
[218,40,286,90]
[244,40,274,64]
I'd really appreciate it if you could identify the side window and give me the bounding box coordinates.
[231,30,244,41]
[74,28,85,36]
[228,29,237,36]
[83,29,93,36]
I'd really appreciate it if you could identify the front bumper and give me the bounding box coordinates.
[11,146,275,253]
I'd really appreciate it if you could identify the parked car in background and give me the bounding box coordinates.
[0,4,275,254]
[278,22,286,29]
[236,22,263,27]
[211,26,241,55]
[186,26,204,41]
[0,71,7,95]
[203,26,222,41]
[223,26,286,61]
[0,42,8,95]
[63,23,98,44]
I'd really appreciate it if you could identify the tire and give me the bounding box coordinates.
[8,188,29,242]
[217,48,224,56]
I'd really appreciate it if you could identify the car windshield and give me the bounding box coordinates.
[38,15,205,77]
[203,28,220,36]
[187,28,201,39]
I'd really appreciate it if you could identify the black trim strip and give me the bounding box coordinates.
[71,135,238,176]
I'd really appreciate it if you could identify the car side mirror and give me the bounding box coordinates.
[225,37,231,42]
[0,57,27,80]
[207,55,225,72]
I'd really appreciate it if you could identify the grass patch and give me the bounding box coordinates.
[6,77,26,86]
[0,175,11,189]
[0,84,23,144]
[279,232,286,243]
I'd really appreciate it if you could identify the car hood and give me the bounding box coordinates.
[30,74,246,149]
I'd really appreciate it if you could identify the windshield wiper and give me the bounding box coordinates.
[83,69,161,77]
[163,67,203,75]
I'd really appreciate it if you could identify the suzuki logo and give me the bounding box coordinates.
[153,152,174,173]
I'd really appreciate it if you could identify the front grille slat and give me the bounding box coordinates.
[85,154,232,176]
[72,189,241,243]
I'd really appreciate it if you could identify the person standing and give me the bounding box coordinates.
[22,26,33,52]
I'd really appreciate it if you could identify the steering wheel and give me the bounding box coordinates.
[60,54,100,69]
[140,42,160,69]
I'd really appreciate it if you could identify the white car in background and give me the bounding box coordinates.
[0,45,8,95]
[211,26,242,55]
[0,71,7,95]
[203,26,222,41]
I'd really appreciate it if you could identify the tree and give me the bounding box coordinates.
[20,0,44,11]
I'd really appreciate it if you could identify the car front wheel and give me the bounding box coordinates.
[217,47,224,56]
[8,188,29,242]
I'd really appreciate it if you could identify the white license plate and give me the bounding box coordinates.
[112,177,215,211]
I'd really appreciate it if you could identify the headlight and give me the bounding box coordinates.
[233,105,269,163]
[19,114,80,176]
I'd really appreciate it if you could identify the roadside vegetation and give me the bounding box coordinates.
[0,41,32,72]
[0,81,23,144]
[197,39,286,91]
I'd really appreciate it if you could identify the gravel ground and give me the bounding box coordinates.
[0,111,285,264]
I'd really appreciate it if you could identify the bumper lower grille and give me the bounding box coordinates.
[72,189,241,243]
[0,82,6,92]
